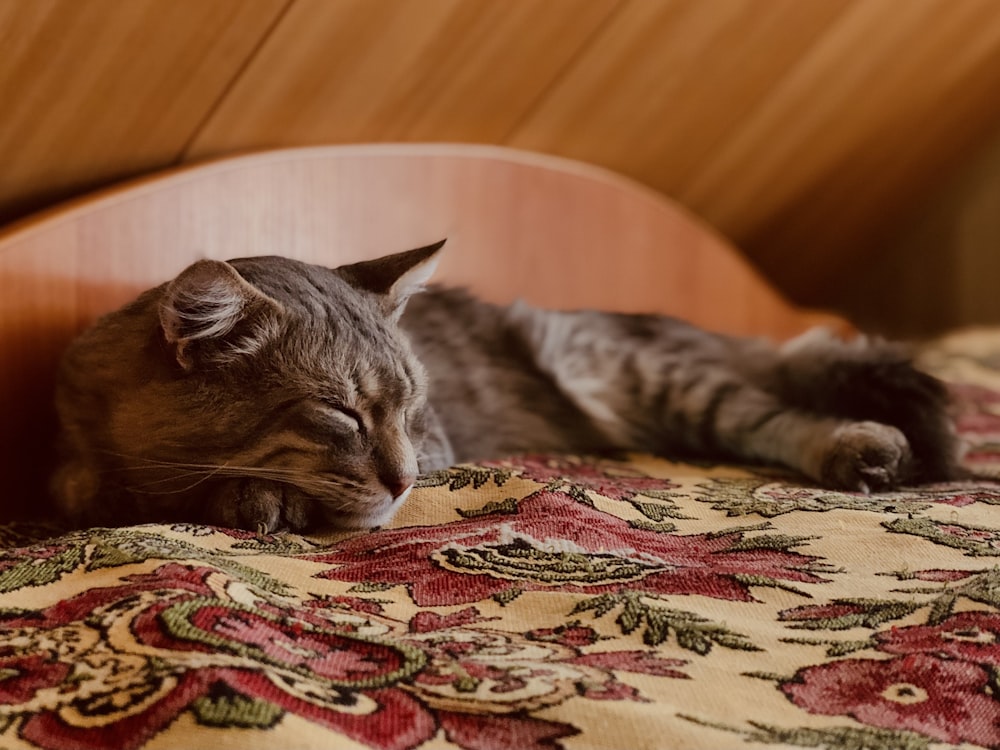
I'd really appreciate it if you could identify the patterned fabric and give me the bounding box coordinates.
[4,330,1000,750]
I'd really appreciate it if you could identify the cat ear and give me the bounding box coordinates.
[159,259,282,371]
[336,240,445,320]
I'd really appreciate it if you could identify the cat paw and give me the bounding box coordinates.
[206,479,311,532]
[820,421,911,493]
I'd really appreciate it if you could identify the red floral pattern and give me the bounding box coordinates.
[876,612,1000,664]
[307,489,827,606]
[782,654,1000,746]
[0,562,688,750]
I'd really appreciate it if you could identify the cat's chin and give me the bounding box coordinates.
[318,498,403,533]
[201,478,408,534]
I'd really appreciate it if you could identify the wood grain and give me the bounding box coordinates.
[0,0,288,224]
[185,0,623,158]
[686,0,1000,304]
[2,1,1000,333]
[850,129,1000,337]
[507,0,851,198]
[507,0,1000,307]
[0,144,845,519]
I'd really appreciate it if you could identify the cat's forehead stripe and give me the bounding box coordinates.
[351,362,412,406]
[356,367,381,401]
[237,431,325,466]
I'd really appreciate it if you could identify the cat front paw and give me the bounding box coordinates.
[820,421,912,493]
[206,479,311,533]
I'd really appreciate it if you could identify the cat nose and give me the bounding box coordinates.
[382,474,415,501]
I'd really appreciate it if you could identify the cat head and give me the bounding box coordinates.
[54,241,444,533]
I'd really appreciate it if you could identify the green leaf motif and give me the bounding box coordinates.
[728,533,816,553]
[86,541,140,569]
[780,636,877,658]
[0,606,40,619]
[629,500,691,522]
[492,586,523,607]
[742,671,791,682]
[896,568,1000,623]
[742,722,931,750]
[628,520,678,533]
[564,485,595,507]
[348,582,396,593]
[572,592,760,653]
[884,517,1000,557]
[0,544,85,594]
[230,536,315,554]
[939,568,1000,609]
[926,592,958,625]
[84,530,292,595]
[782,599,923,631]
[418,465,512,492]
[192,693,284,729]
[695,478,934,518]
[706,521,772,539]
[0,528,295,598]
[730,574,811,599]
[678,715,931,750]
[456,498,520,518]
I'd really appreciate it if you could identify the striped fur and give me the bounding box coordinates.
[53,244,960,532]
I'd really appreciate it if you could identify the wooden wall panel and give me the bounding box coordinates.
[185,0,623,158]
[693,0,1000,306]
[0,0,288,224]
[507,0,851,202]
[3,0,1000,333]
[508,0,1000,310]
[850,129,1000,337]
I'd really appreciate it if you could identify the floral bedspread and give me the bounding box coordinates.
[5,330,1000,750]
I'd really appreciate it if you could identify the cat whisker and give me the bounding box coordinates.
[98,450,219,468]
[101,453,309,480]
[124,470,219,489]
[112,461,366,498]
[126,470,229,496]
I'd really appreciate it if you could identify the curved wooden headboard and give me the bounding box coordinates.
[0,143,845,519]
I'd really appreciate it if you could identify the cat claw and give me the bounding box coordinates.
[205,478,284,532]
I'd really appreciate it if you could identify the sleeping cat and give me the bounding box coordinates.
[53,241,960,533]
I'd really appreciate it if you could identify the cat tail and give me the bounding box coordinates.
[771,328,963,483]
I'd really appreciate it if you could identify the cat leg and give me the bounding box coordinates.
[506,305,943,488]
[817,421,911,491]
[662,370,912,491]
[769,328,960,481]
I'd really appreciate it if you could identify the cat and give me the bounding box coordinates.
[52,241,960,533]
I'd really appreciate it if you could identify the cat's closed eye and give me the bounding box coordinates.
[318,402,366,433]
[290,401,366,438]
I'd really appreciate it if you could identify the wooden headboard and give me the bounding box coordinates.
[0,143,845,519]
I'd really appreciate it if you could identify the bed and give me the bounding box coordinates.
[2,144,999,750]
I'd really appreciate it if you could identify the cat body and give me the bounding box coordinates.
[53,243,959,532]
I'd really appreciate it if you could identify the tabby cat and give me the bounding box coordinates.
[53,241,960,532]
